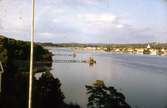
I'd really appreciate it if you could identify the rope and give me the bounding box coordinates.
[28,0,35,108]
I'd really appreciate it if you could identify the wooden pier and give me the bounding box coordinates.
[54,59,87,63]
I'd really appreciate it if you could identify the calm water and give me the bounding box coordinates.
[50,47,167,108]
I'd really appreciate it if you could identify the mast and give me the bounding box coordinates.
[28,0,35,108]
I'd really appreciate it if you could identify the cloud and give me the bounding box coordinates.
[78,13,117,23]
[79,0,109,5]
[0,0,31,32]
[115,24,124,29]
[0,18,3,30]
[0,0,167,43]
[76,13,127,34]
[38,32,53,37]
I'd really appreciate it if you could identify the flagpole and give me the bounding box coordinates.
[28,0,35,108]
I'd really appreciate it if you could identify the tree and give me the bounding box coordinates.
[34,72,65,108]
[143,49,151,54]
[86,80,131,108]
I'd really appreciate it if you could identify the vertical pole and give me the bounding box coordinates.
[28,0,35,108]
[0,61,4,93]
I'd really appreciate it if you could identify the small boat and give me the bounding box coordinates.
[88,57,96,64]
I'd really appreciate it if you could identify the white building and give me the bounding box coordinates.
[147,44,151,49]
[136,49,144,55]
[150,49,158,55]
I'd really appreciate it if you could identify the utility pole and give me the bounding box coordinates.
[28,0,35,108]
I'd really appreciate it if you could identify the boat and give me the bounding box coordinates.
[88,57,96,64]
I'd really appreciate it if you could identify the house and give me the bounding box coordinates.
[161,49,167,56]
[115,48,120,52]
[150,49,158,55]
[136,48,144,55]
[127,48,133,54]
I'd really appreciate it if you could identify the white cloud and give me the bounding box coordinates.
[116,24,124,29]
[0,0,31,33]
[81,0,101,5]
[38,32,53,37]
[76,13,127,34]
[0,0,167,43]
[78,13,117,24]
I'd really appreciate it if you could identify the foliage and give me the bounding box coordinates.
[34,72,81,108]
[34,72,65,108]
[86,80,131,108]
[0,35,80,108]
[0,35,52,74]
[0,71,81,108]
[143,49,151,54]
[0,35,52,63]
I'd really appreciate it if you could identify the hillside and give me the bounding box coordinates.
[0,35,52,65]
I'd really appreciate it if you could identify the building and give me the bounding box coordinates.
[160,49,167,56]
[115,48,121,52]
[127,48,134,54]
[147,44,151,49]
[150,49,158,55]
[136,48,144,55]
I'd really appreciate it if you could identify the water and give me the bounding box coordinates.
[50,47,167,108]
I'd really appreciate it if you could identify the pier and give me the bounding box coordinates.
[54,59,87,63]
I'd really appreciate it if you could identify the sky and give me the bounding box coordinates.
[0,0,167,43]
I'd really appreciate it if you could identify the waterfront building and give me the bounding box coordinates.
[150,49,158,55]
[115,48,121,52]
[127,48,133,54]
[161,49,167,56]
[136,48,144,55]
[84,47,96,51]
[147,44,151,49]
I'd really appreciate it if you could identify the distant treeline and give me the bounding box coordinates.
[38,42,167,49]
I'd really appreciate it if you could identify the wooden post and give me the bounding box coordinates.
[0,61,4,93]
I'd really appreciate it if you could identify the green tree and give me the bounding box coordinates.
[86,80,131,108]
[34,72,65,108]
[143,49,151,54]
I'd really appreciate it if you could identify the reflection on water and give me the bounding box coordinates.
[51,47,167,108]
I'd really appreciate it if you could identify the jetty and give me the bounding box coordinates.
[54,59,87,63]
[54,57,96,64]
